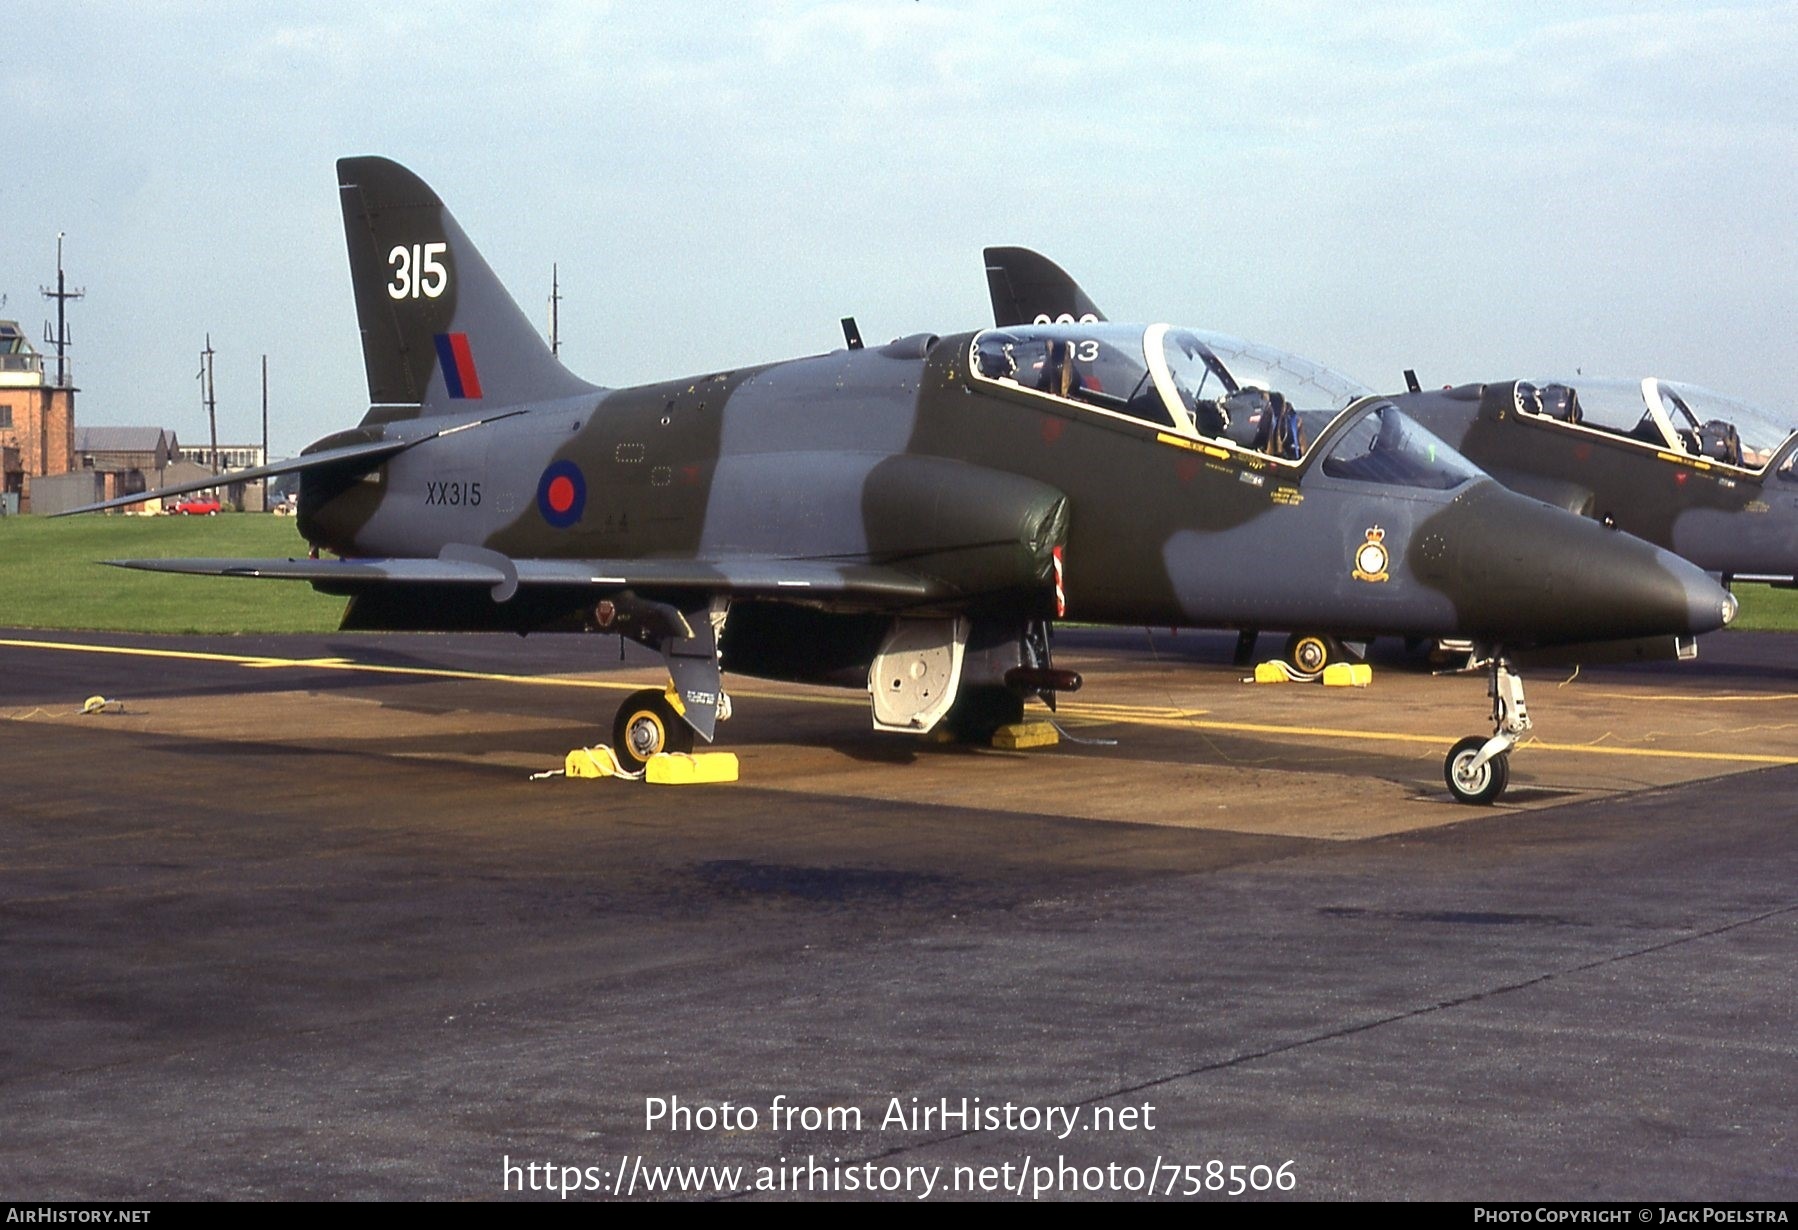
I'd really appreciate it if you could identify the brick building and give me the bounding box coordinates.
[0,320,75,513]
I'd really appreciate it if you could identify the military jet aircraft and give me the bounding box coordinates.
[63,159,1736,804]
[985,248,1798,593]
[1389,377,1798,586]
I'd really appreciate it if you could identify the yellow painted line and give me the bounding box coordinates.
[0,635,869,707]
[1069,707,1797,764]
[1077,712,1795,765]
[1058,701,1208,719]
[1522,739,1795,764]
[1656,451,1712,471]
[4,636,1793,765]
[0,637,641,690]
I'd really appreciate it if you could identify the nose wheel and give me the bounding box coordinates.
[1445,735,1510,804]
[1443,653,1530,805]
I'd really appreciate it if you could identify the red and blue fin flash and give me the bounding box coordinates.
[433,332,484,399]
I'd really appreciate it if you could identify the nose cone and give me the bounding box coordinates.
[1691,572,1739,635]
[1418,482,1736,645]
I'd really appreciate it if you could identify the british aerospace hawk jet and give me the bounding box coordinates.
[63,160,1735,804]
[985,248,1798,596]
[1388,377,1798,587]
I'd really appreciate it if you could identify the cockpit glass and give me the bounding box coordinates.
[1530,376,1797,474]
[1532,380,1668,443]
[1161,329,1370,454]
[971,323,1174,428]
[1657,380,1794,472]
[1161,330,1369,413]
[968,322,1375,465]
[1321,405,1483,491]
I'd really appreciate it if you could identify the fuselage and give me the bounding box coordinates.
[299,330,1733,653]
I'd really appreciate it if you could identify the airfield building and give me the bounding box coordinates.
[180,443,267,512]
[0,320,75,514]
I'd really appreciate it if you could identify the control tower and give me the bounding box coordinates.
[0,321,75,513]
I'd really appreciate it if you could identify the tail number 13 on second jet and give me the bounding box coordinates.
[388,243,449,299]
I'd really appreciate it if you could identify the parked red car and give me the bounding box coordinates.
[169,498,222,516]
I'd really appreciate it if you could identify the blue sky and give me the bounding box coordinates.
[2,1,1793,455]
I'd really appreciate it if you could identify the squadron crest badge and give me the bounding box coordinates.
[1352,526,1390,583]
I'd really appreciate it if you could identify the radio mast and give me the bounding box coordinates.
[40,233,84,388]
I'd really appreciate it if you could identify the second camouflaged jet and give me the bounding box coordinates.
[67,158,1737,803]
[985,246,1798,593]
[1389,377,1798,585]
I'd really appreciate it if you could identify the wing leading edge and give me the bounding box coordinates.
[106,553,948,603]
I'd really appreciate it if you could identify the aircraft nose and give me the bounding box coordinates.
[1425,482,1736,644]
[1693,573,1739,635]
[1622,543,1736,637]
[1546,512,1735,639]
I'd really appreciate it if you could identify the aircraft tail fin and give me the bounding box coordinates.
[336,156,596,419]
[984,246,1108,327]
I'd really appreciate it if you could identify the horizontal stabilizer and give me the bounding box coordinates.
[52,438,413,517]
[55,410,526,517]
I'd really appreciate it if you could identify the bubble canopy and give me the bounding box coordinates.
[1524,376,1797,475]
[967,322,1482,491]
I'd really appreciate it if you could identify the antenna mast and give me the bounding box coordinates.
[199,335,218,477]
[548,263,562,356]
[40,232,84,388]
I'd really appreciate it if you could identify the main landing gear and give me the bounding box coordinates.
[1282,632,1367,676]
[613,689,695,767]
[1444,651,1531,805]
[595,594,731,772]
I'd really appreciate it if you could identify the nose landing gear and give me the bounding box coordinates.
[1444,652,1531,805]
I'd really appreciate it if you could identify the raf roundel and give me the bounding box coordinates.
[536,459,587,528]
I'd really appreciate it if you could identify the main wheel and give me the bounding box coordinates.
[612,688,694,770]
[1283,632,1342,675]
[1444,735,1508,805]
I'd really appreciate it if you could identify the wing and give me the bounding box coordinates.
[107,553,946,603]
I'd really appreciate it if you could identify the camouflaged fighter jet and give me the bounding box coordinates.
[1387,377,1798,588]
[63,159,1736,805]
[986,248,1798,596]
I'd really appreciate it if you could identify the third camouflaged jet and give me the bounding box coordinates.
[64,160,1736,803]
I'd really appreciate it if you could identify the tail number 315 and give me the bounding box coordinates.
[388,243,449,300]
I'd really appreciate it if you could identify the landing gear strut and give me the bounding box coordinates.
[596,593,731,771]
[1444,652,1530,805]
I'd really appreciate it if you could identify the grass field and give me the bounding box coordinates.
[2,512,1796,635]
[0,514,345,634]
[1730,582,1798,632]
